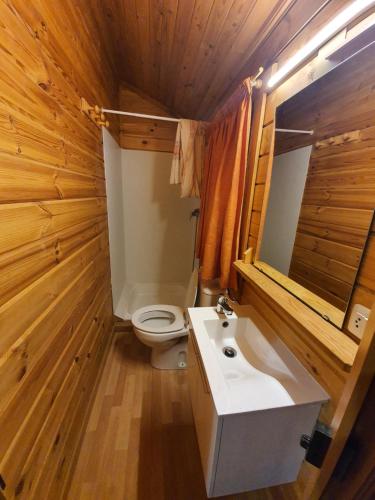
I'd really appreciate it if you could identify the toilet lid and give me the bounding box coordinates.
[131,305,185,334]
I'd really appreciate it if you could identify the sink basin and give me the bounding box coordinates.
[206,317,295,412]
[205,315,329,413]
[189,306,328,416]
[187,305,330,496]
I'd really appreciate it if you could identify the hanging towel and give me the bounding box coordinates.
[170,119,205,198]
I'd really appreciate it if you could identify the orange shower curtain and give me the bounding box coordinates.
[197,79,252,290]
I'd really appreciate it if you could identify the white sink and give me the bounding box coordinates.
[187,305,329,497]
[189,306,328,416]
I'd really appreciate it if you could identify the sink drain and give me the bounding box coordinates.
[223,346,237,358]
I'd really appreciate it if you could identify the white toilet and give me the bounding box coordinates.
[131,269,198,370]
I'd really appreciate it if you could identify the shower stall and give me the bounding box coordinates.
[103,129,198,320]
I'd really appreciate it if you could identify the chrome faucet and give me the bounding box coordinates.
[216,295,234,316]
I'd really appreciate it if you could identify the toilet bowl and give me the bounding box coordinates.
[131,269,198,370]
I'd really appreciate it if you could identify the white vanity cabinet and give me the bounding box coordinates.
[187,307,329,498]
[187,334,221,490]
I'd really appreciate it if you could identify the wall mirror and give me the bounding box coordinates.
[256,45,374,328]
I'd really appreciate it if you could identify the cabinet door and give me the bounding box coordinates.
[187,333,220,495]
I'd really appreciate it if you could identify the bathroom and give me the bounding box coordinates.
[0,1,375,499]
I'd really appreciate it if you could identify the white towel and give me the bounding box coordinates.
[170,119,205,198]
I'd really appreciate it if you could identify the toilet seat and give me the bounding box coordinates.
[132,304,186,334]
[129,270,197,369]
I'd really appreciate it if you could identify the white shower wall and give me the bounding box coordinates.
[121,149,197,284]
[103,136,198,319]
[103,128,125,310]
[260,146,311,275]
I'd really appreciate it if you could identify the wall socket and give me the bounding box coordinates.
[348,304,370,339]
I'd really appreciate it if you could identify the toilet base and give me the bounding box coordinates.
[151,337,188,370]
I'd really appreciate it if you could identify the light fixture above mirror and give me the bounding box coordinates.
[267,0,375,88]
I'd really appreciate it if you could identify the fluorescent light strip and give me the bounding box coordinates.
[268,0,375,88]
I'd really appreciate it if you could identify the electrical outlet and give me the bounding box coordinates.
[348,304,370,339]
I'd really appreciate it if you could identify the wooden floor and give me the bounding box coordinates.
[68,330,297,500]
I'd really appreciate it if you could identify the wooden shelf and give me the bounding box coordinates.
[234,261,358,371]
[254,260,345,327]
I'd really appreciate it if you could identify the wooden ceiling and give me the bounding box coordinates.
[101,0,320,119]
[101,0,362,119]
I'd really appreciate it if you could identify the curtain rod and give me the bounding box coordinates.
[276,128,314,135]
[250,66,264,89]
[102,68,264,123]
[101,108,181,122]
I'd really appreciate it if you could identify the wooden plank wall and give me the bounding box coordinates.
[289,137,374,312]
[119,85,178,152]
[0,2,118,498]
[247,121,274,252]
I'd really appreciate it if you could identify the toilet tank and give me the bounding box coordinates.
[199,278,225,307]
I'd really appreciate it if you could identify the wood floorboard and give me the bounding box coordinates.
[68,332,295,500]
